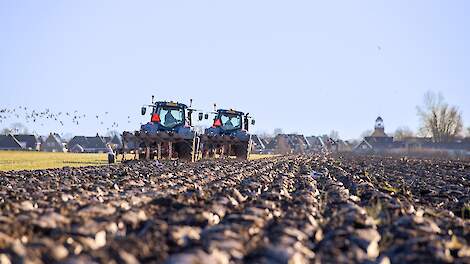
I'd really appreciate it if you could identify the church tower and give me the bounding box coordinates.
[371,116,387,137]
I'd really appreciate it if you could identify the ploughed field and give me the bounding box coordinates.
[0,155,470,263]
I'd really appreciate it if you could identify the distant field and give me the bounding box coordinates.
[249,153,276,160]
[0,151,273,171]
[0,151,109,171]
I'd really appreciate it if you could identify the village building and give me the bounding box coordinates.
[321,136,341,152]
[251,135,266,154]
[0,134,41,151]
[67,134,109,153]
[261,137,271,147]
[0,134,23,150]
[354,117,470,156]
[14,134,40,151]
[306,136,325,152]
[37,136,46,147]
[399,136,470,156]
[265,134,310,154]
[336,140,354,152]
[354,117,399,153]
[41,133,66,152]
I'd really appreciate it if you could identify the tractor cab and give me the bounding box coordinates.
[142,101,191,131]
[141,102,194,132]
[204,109,255,135]
[213,109,243,131]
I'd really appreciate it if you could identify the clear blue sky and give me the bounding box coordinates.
[1,1,469,139]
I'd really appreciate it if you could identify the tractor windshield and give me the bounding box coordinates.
[219,113,242,131]
[157,106,184,128]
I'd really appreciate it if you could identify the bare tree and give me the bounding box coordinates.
[360,130,372,139]
[417,91,463,142]
[348,139,360,147]
[106,130,120,137]
[0,124,29,135]
[393,126,414,141]
[1,128,12,135]
[257,131,272,139]
[61,133,74,141]
[273,128,283,136]
[329,130,340,140]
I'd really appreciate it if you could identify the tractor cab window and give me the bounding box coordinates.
[219,113,242,131]
[157,107,184,128]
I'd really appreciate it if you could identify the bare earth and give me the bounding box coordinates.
[0,154,469,263]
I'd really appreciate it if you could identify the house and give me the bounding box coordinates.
[297,135,311,149]
[0,134,23,150]
[354,140,374,152]
[306,136,325,152]
[103,137,112,144]
[38,136,46,147]
[67,134,109,153]
[252,136,273,154]
[0,134,40,151]
[337,140,354,152]
[261,137,272,147]
[67,136,87,153]
[251,135,266,154]
[14,134,40,151]
[69,144,85,153]
[265,134,310,154]
[41,133,66,152]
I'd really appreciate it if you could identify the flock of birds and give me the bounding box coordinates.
[0,106,134,132]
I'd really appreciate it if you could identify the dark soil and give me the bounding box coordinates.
[0,154,469,263]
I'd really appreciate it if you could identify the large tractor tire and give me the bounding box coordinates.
[138,149,155,160]
[138,153,156,160]
[175,141,193,161]
[201,144,215,159]
[234,143,249,160]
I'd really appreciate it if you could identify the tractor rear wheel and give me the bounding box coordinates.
[201,144,215,159]
[138,151,155,160]
[234,143,249,160]
[175,141,192,161]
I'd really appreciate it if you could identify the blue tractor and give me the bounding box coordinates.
[121,96,200,161]
[199,107,255,160]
